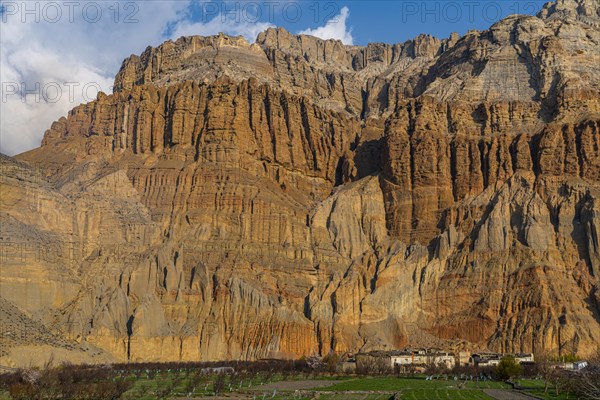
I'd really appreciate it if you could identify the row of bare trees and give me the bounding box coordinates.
[0,359,315,399]
[3,366,132,400]
[1,351,598,399]
[531,351,600,400]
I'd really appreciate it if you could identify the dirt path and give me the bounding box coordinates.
[252,379,341,391]
[483,389,538,400]
[173,397,242,400]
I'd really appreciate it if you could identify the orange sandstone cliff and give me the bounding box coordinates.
[1,0,599,366]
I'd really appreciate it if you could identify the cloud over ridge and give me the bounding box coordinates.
[298,6,353,45]
[0,1,353,155]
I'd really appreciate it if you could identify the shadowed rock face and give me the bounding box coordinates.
[1,0,599,366]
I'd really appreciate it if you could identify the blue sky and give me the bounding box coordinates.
[178,0,548,45]
[342,0,547,44]
[1,0,550,155]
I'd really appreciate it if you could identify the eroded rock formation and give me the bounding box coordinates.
[1,0,599,366]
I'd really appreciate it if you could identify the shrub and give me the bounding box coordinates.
[8,383,38,400]
[496,356,521,380]
[322,352,340,373]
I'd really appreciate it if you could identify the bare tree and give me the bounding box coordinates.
[356,356,391,376]
[213,373,227,395]
[572,349,600,400]
[533,351,555,393]
[306,355,324,371]
[575,366,600,399]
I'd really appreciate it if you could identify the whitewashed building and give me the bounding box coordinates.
[391,350,455,369]
[514,353,535,363]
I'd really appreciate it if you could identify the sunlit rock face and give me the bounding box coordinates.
[1,0,599,366]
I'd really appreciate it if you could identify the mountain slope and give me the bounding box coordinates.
[1,0,599,365]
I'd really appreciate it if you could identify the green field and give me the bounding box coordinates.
[311,377,508,399]
[514,379,574,400]
[120,369,276,399]
[318,376,510,391]
[313,394,492,400]
[0,374,507,400]
[399,389,493,399]
[0,370,579,400]
[313,395,396,400]
[310,377,578,399]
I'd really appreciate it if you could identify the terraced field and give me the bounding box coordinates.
[317,377,509,391]
[0,368,575,399]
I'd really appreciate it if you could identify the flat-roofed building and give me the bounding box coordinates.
[514,353,534,363]
[469,353,502,367]
[358,349,456,370]
[470,352,534,366]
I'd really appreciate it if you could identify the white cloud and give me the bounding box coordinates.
[0,1,272,156]
[0,1,191,155]
[0,2,355,156]
[171,14,273,43]
[298,6,353,45]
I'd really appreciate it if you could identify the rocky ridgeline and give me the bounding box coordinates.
[0,0,599,366]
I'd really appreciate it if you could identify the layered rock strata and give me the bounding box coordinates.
[1,0,599,366]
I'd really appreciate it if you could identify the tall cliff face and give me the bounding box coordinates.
[2,0,600,366]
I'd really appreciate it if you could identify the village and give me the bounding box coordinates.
[343,349,589,373]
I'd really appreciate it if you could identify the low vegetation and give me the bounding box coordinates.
[0,354,598,399]
[495,355,522,380]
